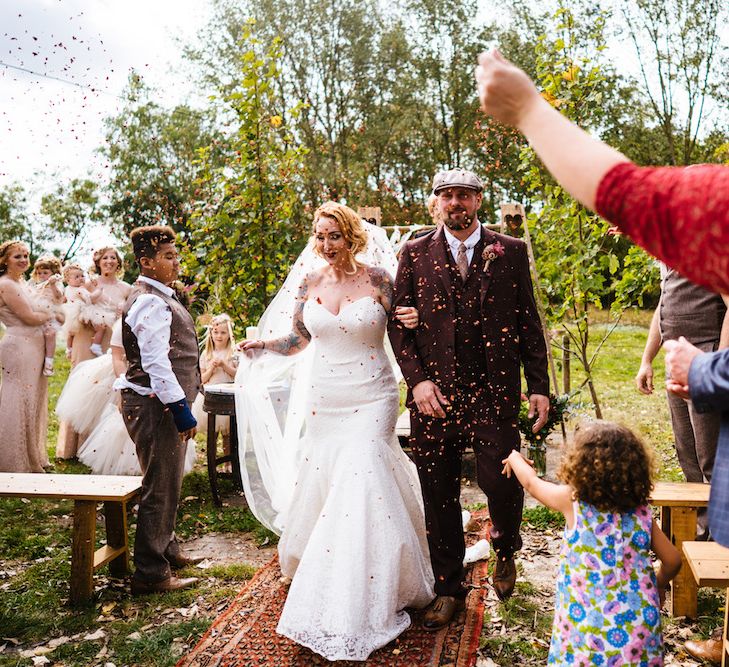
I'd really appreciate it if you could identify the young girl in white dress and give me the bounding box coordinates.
[29,255,65,376]
[192,314,238,460]
[62,263,91,360]
[239,202,432,662]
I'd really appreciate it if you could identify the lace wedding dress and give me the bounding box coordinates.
[274,295,434,661]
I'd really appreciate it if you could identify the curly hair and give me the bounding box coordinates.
[558,421,655,513]
[31,254,63,280]
[312,202,368,272]
[130,225,176,262]
[0,240,27,277]
[90,246,124,276]
[62,263,84,283]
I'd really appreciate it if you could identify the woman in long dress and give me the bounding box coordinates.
[239,202,434,662]
[0,240,52,472]
[56,246,131,459]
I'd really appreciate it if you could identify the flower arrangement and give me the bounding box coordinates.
[482,241,505,271]
[517,393,571,476]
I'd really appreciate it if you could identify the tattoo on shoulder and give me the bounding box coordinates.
[368,266,393,302]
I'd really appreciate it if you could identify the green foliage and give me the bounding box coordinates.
[522,505,566,530]
[103,73,221,238]
[518,393,571,446]
[39,178,102,261]
[186,21,308,324]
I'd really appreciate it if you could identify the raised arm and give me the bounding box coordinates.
[241,278,312,356]
[475,49,628,211]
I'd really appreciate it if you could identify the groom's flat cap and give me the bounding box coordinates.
[432,168,484,194]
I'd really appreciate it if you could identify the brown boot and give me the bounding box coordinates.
[492,557,517,601]
[166,552,204,569]
[684,628,723,665]
[131,576,199,596]
[422,595,466,632]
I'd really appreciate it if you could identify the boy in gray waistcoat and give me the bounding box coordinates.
[117,225,202,594]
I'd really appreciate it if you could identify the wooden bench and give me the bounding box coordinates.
[683,541,729,666]
[0,473,142,605]
[650,481,711,618]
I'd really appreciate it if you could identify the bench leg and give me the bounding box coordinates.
[70,500,96,606]
[104,500,130,578]
[207,413,222,507]
[723,588,729,667]
[668,507,698,618]
[230,415,243,491]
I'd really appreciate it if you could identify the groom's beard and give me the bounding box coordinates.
[443,209,476,230]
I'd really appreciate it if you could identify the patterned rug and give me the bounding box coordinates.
[178,513,491,667]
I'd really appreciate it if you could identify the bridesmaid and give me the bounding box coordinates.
[0,240,52,472]
[56,245,131,459]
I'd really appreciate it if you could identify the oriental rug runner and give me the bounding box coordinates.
[178,513,491,667]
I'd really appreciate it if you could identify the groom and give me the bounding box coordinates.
[388,168,549,629]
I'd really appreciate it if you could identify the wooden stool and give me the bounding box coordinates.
[650,481,711,617]
[683,541,729,666]
[203,384,242,506]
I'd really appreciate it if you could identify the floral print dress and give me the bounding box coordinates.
[548,500,663,667]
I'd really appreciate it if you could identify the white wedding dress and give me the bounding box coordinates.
[274,295,434,661]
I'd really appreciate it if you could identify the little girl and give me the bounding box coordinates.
[192,314,238,461]
[30,255,65,376]
[79,275,118,357]
[62,263,90,360]
[503,421,682,666]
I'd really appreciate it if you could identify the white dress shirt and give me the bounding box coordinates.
[113,276,186,404]
[443,224,482,265]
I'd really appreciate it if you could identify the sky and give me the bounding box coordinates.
[1,0,212,258]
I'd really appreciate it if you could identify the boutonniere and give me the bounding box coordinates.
[482,241,505,271]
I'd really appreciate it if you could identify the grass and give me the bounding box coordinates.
[0,312,721,664]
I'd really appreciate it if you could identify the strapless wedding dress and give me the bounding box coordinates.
[276,296,434,661]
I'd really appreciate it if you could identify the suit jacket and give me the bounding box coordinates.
[388,224,549,419]
[688,349,729,547]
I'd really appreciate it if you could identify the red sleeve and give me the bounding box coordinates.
[596,162,729,294]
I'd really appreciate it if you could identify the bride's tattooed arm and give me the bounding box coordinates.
[253,278,312,356]
[367,266,394,312]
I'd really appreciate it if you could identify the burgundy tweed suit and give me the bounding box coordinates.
[388,225,549,598]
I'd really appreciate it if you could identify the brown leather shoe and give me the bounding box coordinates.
[492,557,517,601]
[166,552,204,569]
[684,633,722,664]
[131,575,199,596]
[422,595,466,631]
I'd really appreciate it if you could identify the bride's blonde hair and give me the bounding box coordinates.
[312,202,368,274]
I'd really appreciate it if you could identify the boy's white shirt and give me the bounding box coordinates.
[112,275,186,404]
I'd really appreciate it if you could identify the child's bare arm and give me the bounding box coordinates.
[650,519,682,605]
[503,450,574,525]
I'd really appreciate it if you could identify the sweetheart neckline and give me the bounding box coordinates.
[306,295,383,317]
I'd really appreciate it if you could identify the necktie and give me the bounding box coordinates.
[456,242,468,282]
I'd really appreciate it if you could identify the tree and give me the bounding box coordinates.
[102,73,221,237]
[0,184,40,256]
[520,5,647,419]
[186,22,308,324]
[618,0,729,165]
[39,178,102,261]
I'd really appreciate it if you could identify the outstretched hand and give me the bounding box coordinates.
[237,339,265,357]
[501,450,534,478]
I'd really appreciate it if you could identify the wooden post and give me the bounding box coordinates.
[668,507,699,618]
[104,500,130,578]
[562,334,571,394]
[357,206,382,226]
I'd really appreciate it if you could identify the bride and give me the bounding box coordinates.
[237,202,435,661]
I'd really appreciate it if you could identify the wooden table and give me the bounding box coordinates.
[0,473,141,605]
[683,541,729,666]
[203,384,242,506]
[650,481,711,618]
